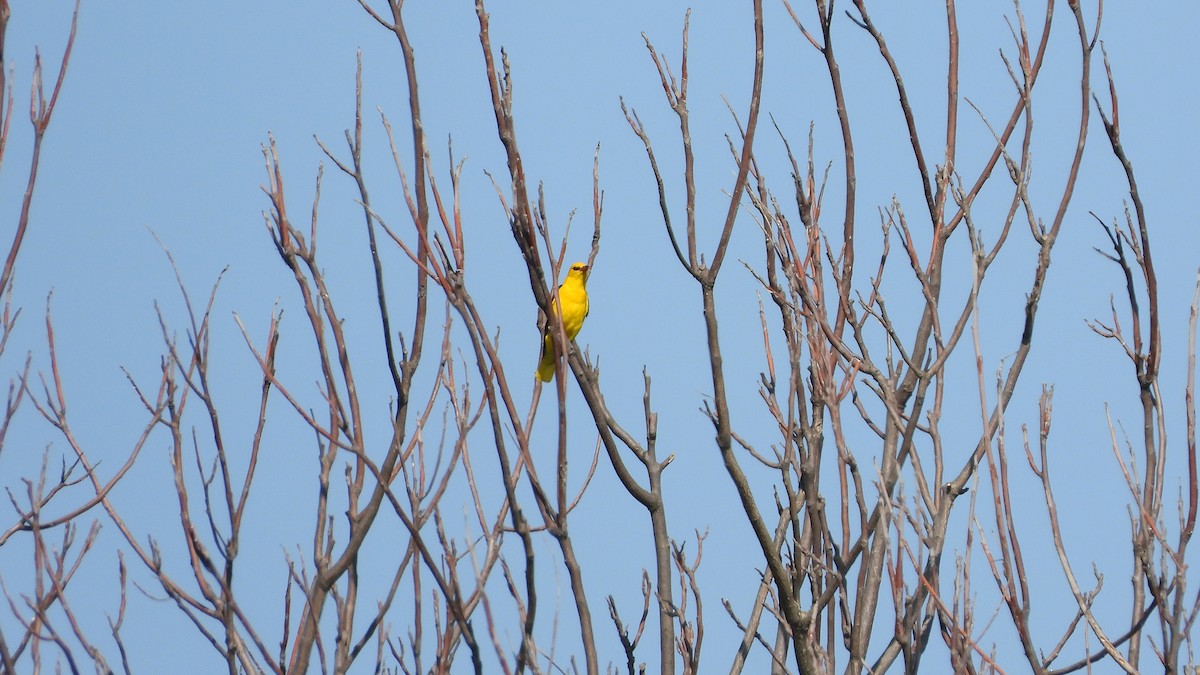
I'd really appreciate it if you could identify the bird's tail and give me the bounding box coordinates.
[536,333,556,382]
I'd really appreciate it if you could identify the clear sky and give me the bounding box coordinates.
[2,1,1197,673]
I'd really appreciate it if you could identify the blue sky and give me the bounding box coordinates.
[2,1,1197,672]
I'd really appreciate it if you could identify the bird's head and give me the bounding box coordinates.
[568,262,590,279]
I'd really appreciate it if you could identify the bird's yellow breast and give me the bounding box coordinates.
[555,274,589,339]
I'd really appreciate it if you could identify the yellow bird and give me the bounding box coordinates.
[536,262,590,382]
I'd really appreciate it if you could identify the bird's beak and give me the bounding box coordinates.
[581,265,590,274]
